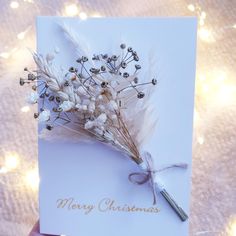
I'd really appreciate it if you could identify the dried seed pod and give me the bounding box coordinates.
[32,85,37,91]
[34,113,39,119]
[92,55,99,60]
[134,77,139,84]
[101,66,106,71]
[137,92,145,99]
[128,47,133,52]
[121,61,127,69]
[135,64,141,70]
[90,68,100,74]
[152,78,157,85]
[64,81,69,86]
[123,72,129,78]
[28,73,36,81]
[56,97,61,103]
[19,78,25,86]
[120,43,126,49]
[46,124,53,130]
[69,67,75,72]
[101,81,108,88]
[76,58,82,63]
[82,56,88,62]
[134,55,139,61]
[102,54,108,59]
[111,55,118,61]
[49,95,54,101]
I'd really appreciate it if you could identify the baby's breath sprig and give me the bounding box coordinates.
[20,44,157,164]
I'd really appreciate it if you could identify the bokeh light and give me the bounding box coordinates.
[65,3,79,16]
[187,4,195,12]
[4,153,20,171]
[0,52,10,59]
[10,1,19,9]
[79,11,87,20]
[21,105,30,112]
[25,168,40,191]
[198,27,215,42]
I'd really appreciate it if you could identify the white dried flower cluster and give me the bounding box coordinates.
[20,44,157,164]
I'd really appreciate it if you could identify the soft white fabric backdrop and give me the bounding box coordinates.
[0,0,235,236]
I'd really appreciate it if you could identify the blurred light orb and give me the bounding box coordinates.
[25,168,40,191]
[198,27,215,43]
[228,219,236,236]
[199,19,205,26]
[197,136,205,145]
[10,1,19,9]
[21,105,30,112]
[79,12,87,20]
[91,12,102,18]
[17,31,26,40]
[201,11,206,19]
[0,52,10,59]
[187,4,195,12]
[217,85,236,105]
[5,153,20,170]
[0,167,8,174]
[65,3,79,16]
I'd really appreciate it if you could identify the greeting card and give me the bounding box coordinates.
[21,17,197,236]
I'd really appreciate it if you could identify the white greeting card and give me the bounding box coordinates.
[37,17,197,236]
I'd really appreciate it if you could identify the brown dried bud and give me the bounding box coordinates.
[137,92,145,99]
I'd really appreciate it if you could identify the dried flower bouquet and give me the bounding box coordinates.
[20,26,188,221]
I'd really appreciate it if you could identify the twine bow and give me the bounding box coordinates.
[128,151,188,205]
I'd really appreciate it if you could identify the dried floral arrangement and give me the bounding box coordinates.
[19,25,188,221]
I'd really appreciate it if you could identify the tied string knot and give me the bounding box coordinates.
[128,151,188,205]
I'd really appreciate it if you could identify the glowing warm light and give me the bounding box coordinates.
[201,11,206,19]
[215,71,227,84]
[198,74,206,81]
[199,19,205,26]
[228,219,236,236]
[0,167,8,174]
[10,1,19,9]
[25,168,40,191]
[91,12,102,18]
[233,24,236,29]
[197,136,204,145]
[198,27,215,43]
[187,4,195,12]
[193,109,201,127]
[0,52,10,59]
[217,85,236,105]
[197,70,236,107]
[5,153,20,170]
[17,31,26,40]
[65,4,79,16]
[21,105,30,113]
[79,12,87,20]
[202,84,209,93]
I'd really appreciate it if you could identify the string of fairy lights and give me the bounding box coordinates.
[0,1,236,235]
